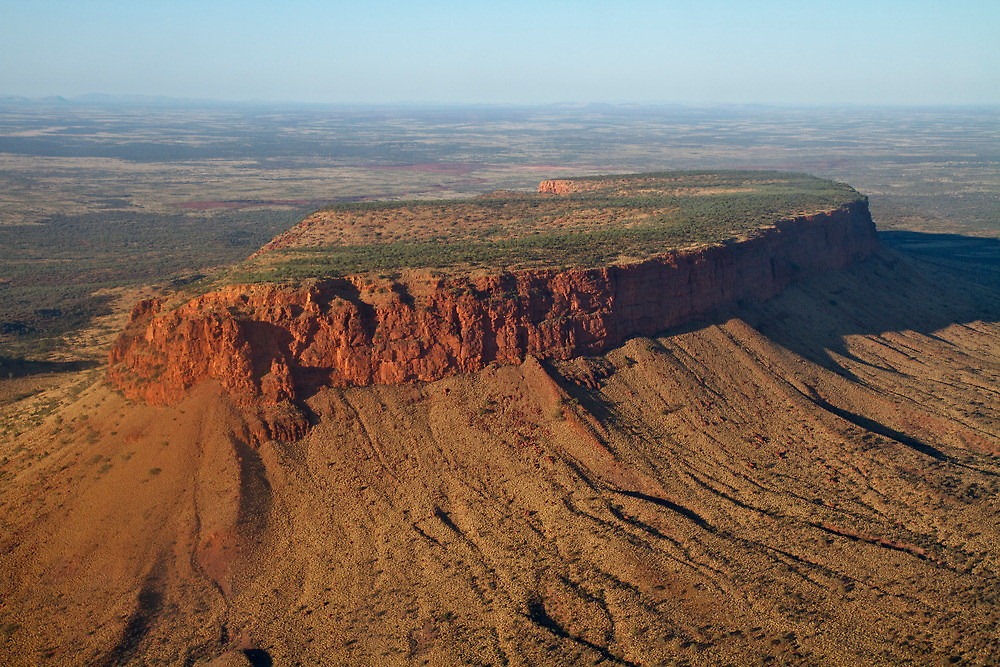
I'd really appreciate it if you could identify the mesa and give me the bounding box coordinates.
[107,171,878,440]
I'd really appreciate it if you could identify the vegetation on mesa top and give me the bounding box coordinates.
[230,172,865,283]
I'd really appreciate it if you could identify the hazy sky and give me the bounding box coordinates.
[2,0,998,105]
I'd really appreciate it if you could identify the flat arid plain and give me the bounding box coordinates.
[0,101,997,666]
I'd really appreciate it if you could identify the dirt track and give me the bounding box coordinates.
[1,237,998,665]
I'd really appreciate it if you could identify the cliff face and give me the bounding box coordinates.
[107,201,878,440]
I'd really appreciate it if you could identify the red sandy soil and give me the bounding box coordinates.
[1,241,997,665]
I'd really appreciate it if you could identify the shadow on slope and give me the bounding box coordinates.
[880,231,1000,277]
[0,356,100,378]
[738,232,1000,381]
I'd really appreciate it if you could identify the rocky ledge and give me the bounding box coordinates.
[108,175,879,440]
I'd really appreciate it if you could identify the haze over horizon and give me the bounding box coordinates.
[2,0,998,106]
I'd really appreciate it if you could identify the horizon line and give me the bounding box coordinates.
[2,93,999,111]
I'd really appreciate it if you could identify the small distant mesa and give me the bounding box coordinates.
[108,171,878,441]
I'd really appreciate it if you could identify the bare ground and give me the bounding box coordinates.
[0,239,997,666]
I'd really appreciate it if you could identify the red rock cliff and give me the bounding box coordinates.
[108,200,878,440]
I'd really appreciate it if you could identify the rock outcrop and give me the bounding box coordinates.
[108,197,878,441]
[537,179,596,194]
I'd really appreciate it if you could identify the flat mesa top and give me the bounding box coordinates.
[231,171,863,283]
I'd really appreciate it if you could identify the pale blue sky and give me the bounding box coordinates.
[1,0,997,105]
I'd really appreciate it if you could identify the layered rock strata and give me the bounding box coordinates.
[108,199,878,440]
